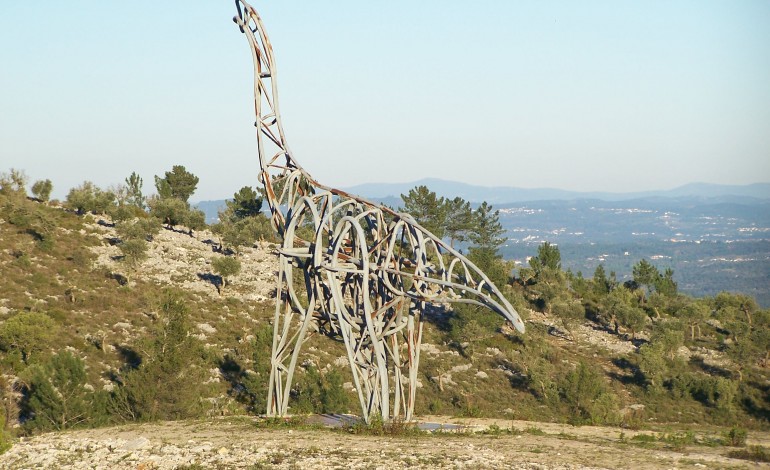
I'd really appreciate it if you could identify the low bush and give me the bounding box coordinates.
[110,290,209,421]
[21,351,107,432]
[555,361,621,425]
[0,312,58,363]
[728,446,770,463]
[346,415,422,437]
[725,427,748,447]
[65,182,115,215]
[291,365,351,415]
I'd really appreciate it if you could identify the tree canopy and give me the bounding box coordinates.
[400,185,447,238]
[226,186,263,221]
[468,201,506,254]
[154,165,199,203]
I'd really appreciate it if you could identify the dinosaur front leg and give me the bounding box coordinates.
[267,254,316,417]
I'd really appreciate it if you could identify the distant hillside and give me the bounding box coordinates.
[194,199,228,223]
[195,180,770,223]
[341,179,770,204]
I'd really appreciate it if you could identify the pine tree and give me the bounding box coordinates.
[529,241,561,276]
[23,352,92,431]
[125,172,145,209]
[226,186,263,221]
[154,165,199,203]
[468,201,505,254]
[112,291,207,421]
[654,267,677,297]
[443,196,473,248]
[400,185,446,238]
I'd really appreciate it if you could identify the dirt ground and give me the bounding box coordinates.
[2,416,769,469]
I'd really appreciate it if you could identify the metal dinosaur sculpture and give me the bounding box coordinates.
[233,0,525,423]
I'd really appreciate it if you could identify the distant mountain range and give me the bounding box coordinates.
[195,180,770,223]
[340,179,770,204]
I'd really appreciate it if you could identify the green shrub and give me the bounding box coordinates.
[3,198,57,247]
[427,399,443,414]
[22,351,94,432]
[148,196,187,228]
[242,324,274,413]
[660,430,697,450]
[291,365,351,415]
[0,312,57,363]
[115,217,161,242]
[0,168,28,198]
[590,391,621,426]
[0,376,14,454]
[631,433,657,443]
[65,181,116,215]
[559,361,619,425]
[212,256,242,294]
[108,203,140,224]
[346,415,421,437]
[526,357,558,403]
[524,426,546,436]
[637,343,668,392]
[551,299,585,339]
[725,427,748,447]
[449,393,483,418]
[319,369,348,413]
[447,303,504,357]
[0,433,10,455]
[31,179,53,202]
[118,238,149,281]
[467,247,513,289]
[111,290,209,421]
[185,208,206,236]
[615,305,647,339]
[728,446,770,463]
[669,373,737,411]
[213,215,274,254]
[291,366,323,414]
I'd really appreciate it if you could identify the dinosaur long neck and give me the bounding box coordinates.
[235,0,306,237]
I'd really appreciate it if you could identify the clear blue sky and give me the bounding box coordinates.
[1,1,769,201]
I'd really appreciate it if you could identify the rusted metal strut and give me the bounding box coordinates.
[233,0,524,423]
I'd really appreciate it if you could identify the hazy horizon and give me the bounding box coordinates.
[192,178,770,204]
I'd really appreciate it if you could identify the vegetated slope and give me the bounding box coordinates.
[1,195,769,455]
